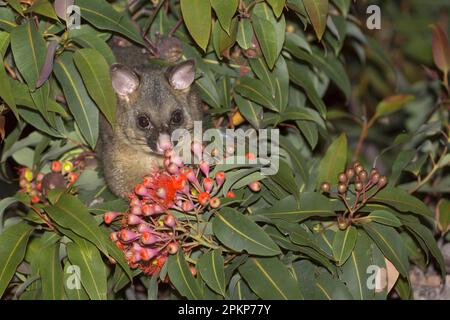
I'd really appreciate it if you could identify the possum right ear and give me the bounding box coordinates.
[110,64,140,96]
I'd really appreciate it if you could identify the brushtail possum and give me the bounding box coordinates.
[98,42,203,198]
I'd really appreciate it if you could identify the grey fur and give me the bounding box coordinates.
[98,44,203,198]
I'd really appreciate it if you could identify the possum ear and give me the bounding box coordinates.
[166,60,195,90]
[110,63,140,96]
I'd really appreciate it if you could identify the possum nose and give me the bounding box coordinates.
[157,133,173,152]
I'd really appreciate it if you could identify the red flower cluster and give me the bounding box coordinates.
[105,146,227,275]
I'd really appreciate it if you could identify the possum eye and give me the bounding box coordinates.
[137,114,151,129]
[170,109,183,125]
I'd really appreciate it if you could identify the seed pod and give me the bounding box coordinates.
[338,217,348,230]
[199,160,210,177]
[359,170,368,182]
[353,161,361,169]
[355,182,363,191]
[370,168,378,176]
[355,165,364,174]
[371,173,380,184]
[215,171,225,187]
[104,211,122,224]
[338,173,347,183]
[67,172,78,184]
[338,183,347,194]
[378,176,387,188]
[346,168,355,179]
[320,182,330,193]
[182,200,194,212]
[203,177,214,193]
[248,181,261,192]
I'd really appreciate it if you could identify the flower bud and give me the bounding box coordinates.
[141,248,160,261]
[104,211,122,224]
[141,232,158,245]
[156,187,167,199]
[371,173,380,184]
[338,183,347,194]
[355,182,363,191]
[209,197,221,208]
[359,170,368,182]
[51,161,62,173]
[355,165,364,174]
[378,176,387,188]
[199,160,210,177]
[142,205,155,216]
[226,191,235,198]
[215,171,225,187]
[119,229,139,242]
[338,173,347,183]
[131,205,142,215]
[62,161,73,173]
[346,168,355,179]
[198,192,211,206]
[249,181,261,192]
[203,177,214,193]
[320,182,330,193]
[109,232,119,242]
[191,141,203,158]
[135,184,149,196]
[127,214,143,225]
[163,214,177,227]
[182,200,194,212]
[167,242,179,254]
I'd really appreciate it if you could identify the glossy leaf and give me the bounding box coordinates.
[45,193,108,255]
[303,0,328,40]
[210,0,238,34]
[374,94,415,119]
[362,222,409,277]
[236,18,253,49]
[75,0,144,45]
[0,223,34,298]
[234,77,277,111]
[235,94,263,129]
[365,210,402,227]
[0,31,18,119]
[197,249,226,296]
[39,241,64,300]
[430,24,450,74]
[180,0,211,51]
[267,0,286,18]
[332,226,357,265]
[438,199,450,233]
[317,133,347,187]
[73,48,116,128]
[66,238,107,300]
[255,193,335,221]
[168,251,203,299]
[370,187,432,217]
[239,257,302,299]
[53,52,99,148]
[213,207,281,256]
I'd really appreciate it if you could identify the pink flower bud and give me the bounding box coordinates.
[129,198,141,207]
[184,168,198,184]
[142,205,155,216]
[203,177,214,193]
[163,214,177,227]
[141,231,158,245]
[182,200,194,212]
[119,229,139,242]
[215,171,225,187]
[137,223,152,233]
[109,232,119,242]
[140,248,160,261]
[130,205,142,215]
[135,184,149,196]
[167,242,179,254]
[209,197,221,208]
[156,187,167,199]
[127,214,143,225]
[153,204,165,214]
[199,160,210,177]
[248,181,261,192]
[191,141,203,158]
[104,211,121,224]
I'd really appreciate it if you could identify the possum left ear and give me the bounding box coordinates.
[110,63,140,96]
[166,60,196,90]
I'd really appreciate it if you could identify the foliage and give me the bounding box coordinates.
[0,0,449,300]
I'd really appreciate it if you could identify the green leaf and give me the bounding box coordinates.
[213,207,281,256]
[235,94,263,129]
[168,251,203,300]
[267,0,286,18]
[212,18,238,59]
[197,249,226,296]
[63,260,90,300]
[210,0,238,34]
[53,52,99,148]
[332,226,357,265]
[39,241,64,300]
[0,223,34,298]
[70,27,116,65]
[403,220,446,279]
[239,257,302,299]
[430,23,450,75]
[255,193,335,221]
[66,238,107,300]
[365,210,402,227]
[370,187,432,217]
[73,48,116,128]
[287,61,327,117]
[45,193,108,256]
[374,94,415,119]
[297,120,319,149]
[303,0,328,40]
[317,133,347,187]
[0,31,18,119]
[315,272,353,299]
[0,197,18,233]
[75,0,144,45]
[341,231,375,300]
[438,199,450,233]
[251,15,278,69]
[362,222,409,277]
[25,0,59,20]
[180,0,211,51]
[234,77,277,111]
[5,0,23,15]
[236,18,253,50]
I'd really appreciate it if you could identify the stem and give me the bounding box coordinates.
[353,116,376,160]
[30,206,57,232]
